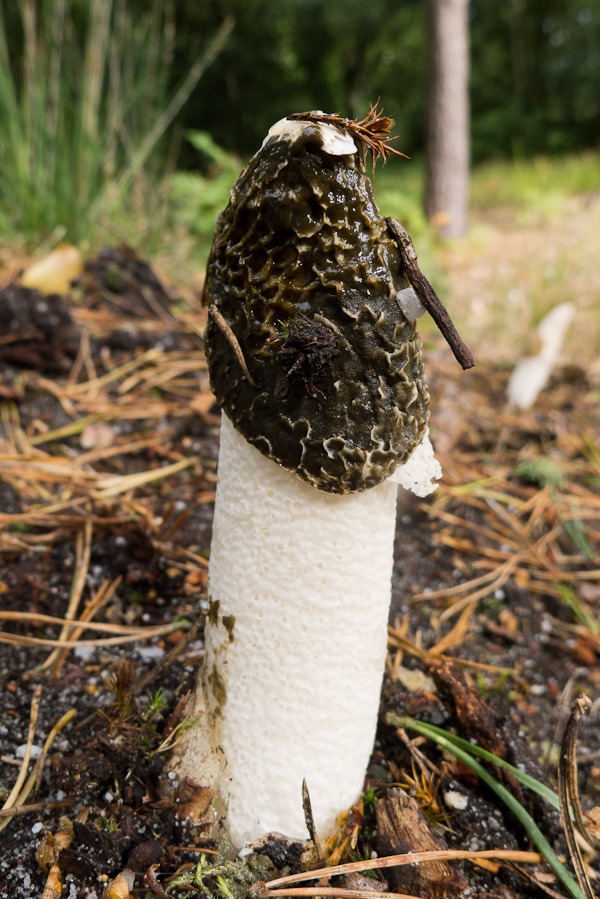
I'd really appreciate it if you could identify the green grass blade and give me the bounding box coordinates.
[45,0,67,193]
[561,518,596,563]
[393,715,586,899]
[0,9,28,190]
[559,585,600,634]
[110,15,234,199]
[389,713,560,809]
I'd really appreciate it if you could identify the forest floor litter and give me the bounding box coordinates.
[0,241,598,898]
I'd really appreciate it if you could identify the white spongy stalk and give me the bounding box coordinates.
[201,415,399,846]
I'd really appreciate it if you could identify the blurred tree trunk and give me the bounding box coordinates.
[425,0,470,238]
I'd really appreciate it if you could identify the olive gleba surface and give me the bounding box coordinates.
[204,121,430,494]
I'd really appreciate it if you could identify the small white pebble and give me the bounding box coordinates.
[168,770,177,781]
[137,646,164,662]
[16,744,42,759]
[31,822,43,834]
[104,791,114,802]
[444,789,469,810]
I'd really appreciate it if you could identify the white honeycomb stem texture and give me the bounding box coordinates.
[202,414,400,846]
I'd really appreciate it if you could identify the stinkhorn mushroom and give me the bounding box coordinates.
[172,109,473,847]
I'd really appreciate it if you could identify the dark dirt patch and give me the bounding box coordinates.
[0,250,598,897]
[0,282,78,371]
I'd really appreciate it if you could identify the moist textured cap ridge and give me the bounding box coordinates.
[204,118,430,493]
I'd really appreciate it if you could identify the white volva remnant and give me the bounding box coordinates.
[263,116,358,156]
[506,302,574,409]
[174,415,440,847]
[388,429,440,495]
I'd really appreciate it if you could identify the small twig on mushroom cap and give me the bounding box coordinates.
[385,217,475,371]
[208,304,257,387]
[288,103,409,168]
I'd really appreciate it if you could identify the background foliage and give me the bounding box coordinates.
[164,0,600,161]
[1,0,598,248]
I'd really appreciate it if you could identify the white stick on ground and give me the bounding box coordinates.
[172,414,440,847]
[506,302,574,409]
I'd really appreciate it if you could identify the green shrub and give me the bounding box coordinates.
[170,131,241,254]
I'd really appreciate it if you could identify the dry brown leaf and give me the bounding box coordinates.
[583,806,600,835]
[80,421,116,450]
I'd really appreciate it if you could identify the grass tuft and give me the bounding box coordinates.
[471,153,600,213]
[394,715,588,899]
[0,1,232,246]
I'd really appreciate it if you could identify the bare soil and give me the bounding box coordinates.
[0,246,598,898]
[441,192,600,367]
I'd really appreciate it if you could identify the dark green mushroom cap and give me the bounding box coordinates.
[204,117,430,494]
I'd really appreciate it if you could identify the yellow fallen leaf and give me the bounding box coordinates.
[21,245,83,295]
[102,868,135,898]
